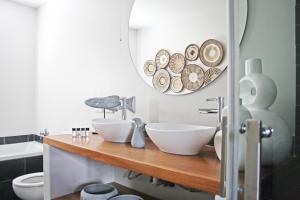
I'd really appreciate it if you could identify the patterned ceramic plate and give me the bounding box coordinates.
[152,69,170,93]
[199,39,224,67]
[155,49,170,69]
[204,68,222,85]
[185,44,199,61]
[143,60,156,76]
[170,76,183,93]
[169,53,185,74]
[181,64,205,91]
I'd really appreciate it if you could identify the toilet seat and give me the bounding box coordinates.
[13,172,44,188]
[13,172,44,200]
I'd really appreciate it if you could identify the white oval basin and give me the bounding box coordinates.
[92,118,134,143]
[145,123,216,155]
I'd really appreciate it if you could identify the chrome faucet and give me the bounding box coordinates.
[199,97,225,128]
[120,97,127,120]
[108,96,136,120]
[119,97,136,120]
[40,129,49,136]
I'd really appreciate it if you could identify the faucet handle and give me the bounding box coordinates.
[206,97,224,102]
[206,97,225,108]
[206,97,219,102]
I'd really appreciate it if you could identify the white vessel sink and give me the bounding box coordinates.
[92,118,134,143]
[145,123,216,155]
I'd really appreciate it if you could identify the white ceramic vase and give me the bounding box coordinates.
[239,58,292,166]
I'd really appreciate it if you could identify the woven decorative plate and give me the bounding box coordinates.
[169,53,185,74]
[199,39,224,67]
[185,44,199,61]
[155,49,170,69]
[181,64,205,91]
[170,76,183,93]
[152,69,170,93]
[204,68,222,85]
[143,60,156,76]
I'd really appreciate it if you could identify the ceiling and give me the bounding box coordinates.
[7,0,227,28]
[8,0,47,8]
[129,0,226,29]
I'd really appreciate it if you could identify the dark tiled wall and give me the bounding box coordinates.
[0,134,43,145]
[0,134,43,199]
[0,156,43,200]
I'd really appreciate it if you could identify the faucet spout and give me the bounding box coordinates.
[120,97,127,120]
[199,97,225,128]
[198,108,219,114]
[120,96,136,120]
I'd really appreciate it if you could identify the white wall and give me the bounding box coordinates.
[35,0,295,198]
[240,0,295,134]
[36,1,223,198]
[0,0,37,136]
[36,0,227,134]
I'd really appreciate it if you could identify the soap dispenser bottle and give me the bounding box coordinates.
[131,118,145,148]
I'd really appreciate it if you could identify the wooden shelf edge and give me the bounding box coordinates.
[45,135,221,195]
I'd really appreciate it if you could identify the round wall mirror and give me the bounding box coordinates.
[129,0,248,95]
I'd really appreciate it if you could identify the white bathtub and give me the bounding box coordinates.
[0,141,43,161]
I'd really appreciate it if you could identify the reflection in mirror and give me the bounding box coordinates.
[129,0,248,95]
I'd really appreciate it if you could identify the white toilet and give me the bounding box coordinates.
[12,172,44,200]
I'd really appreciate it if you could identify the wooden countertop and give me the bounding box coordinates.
[44,134,221,194]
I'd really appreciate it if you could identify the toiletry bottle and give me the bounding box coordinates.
[76,128,81,137]
[72,128,76,137]
[81,128,85,137]
[131,118,145,148]
[86,128,90,137]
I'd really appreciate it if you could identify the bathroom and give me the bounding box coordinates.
[0,0,298,199]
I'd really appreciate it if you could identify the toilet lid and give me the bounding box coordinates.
[13,172,44,188]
